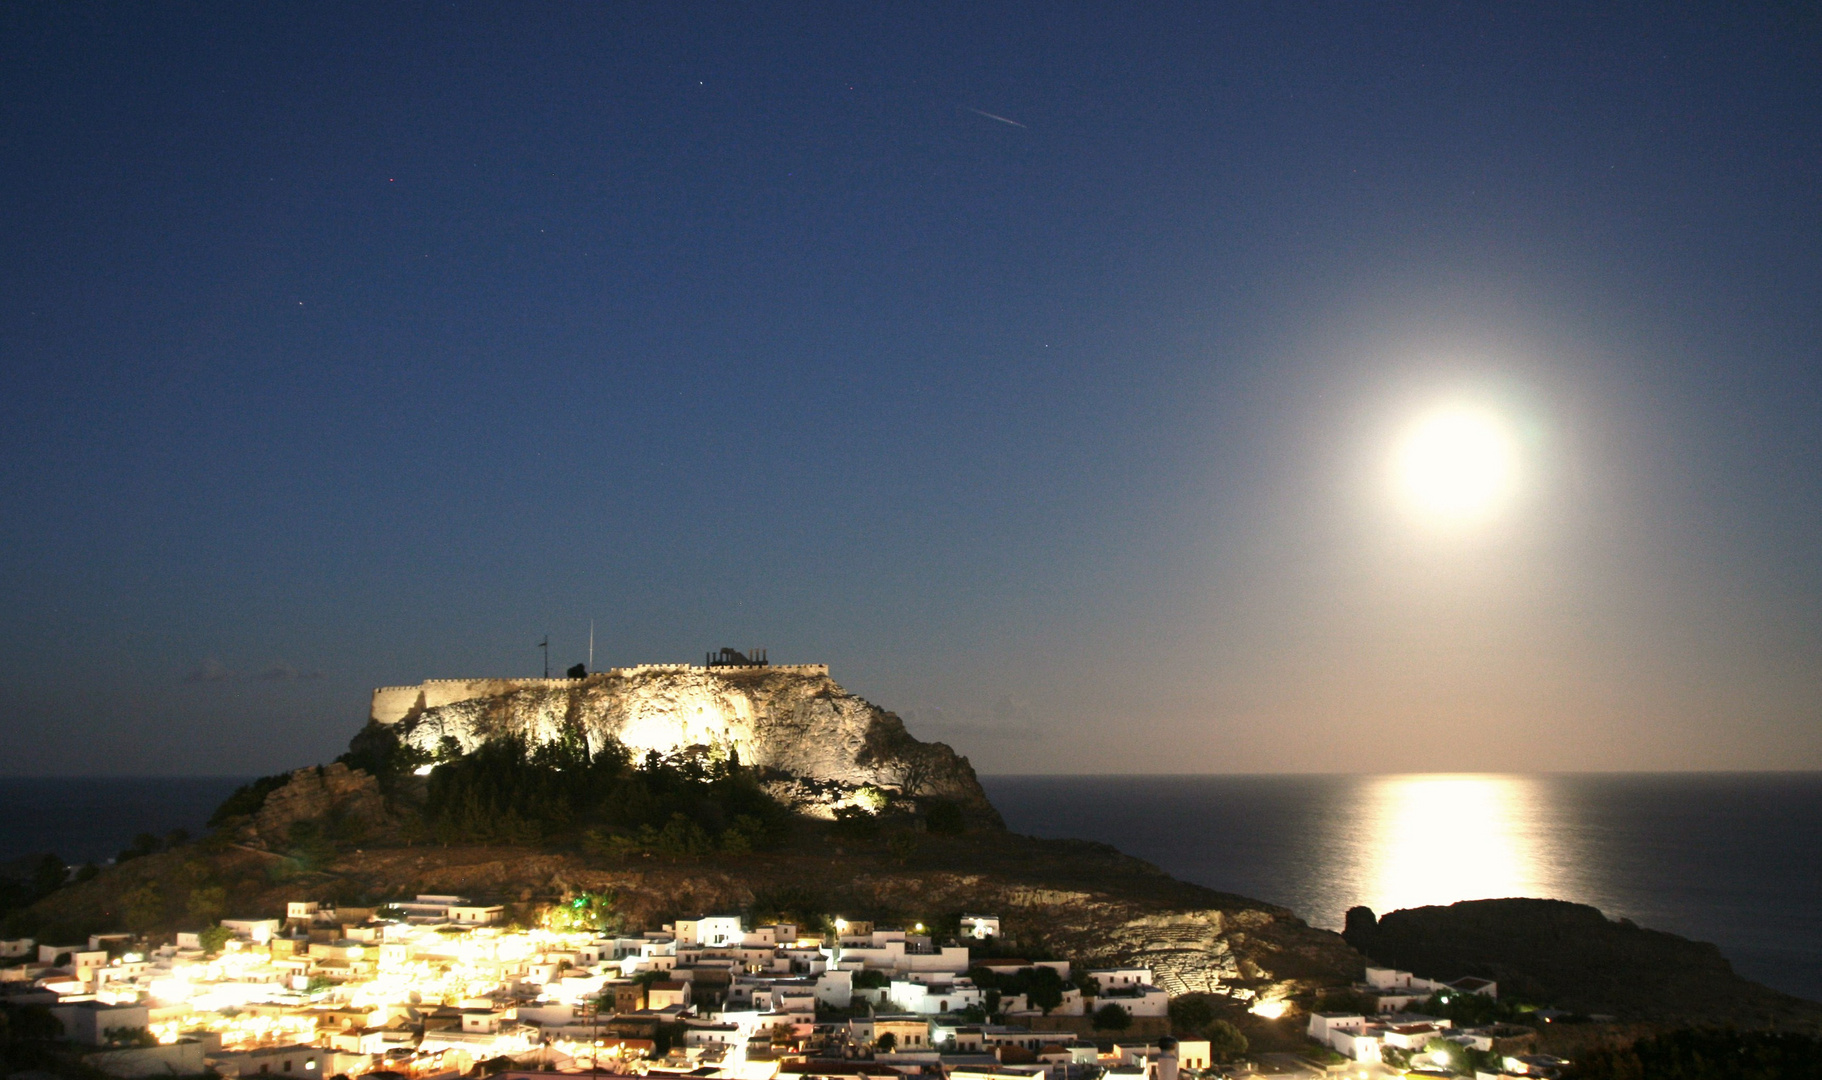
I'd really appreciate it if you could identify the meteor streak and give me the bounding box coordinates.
[965,107,1027,128]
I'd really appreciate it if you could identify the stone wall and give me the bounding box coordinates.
[371,664,831,724]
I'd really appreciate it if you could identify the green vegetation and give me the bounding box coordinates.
[1420,989,1531,1026]
[0,1000,66,1079]
[1167,995,1250,1060]
[886,832,918,864]
[413,727,792,851]
[1567,1028,1822,1080]
[924,800,967,835]
[1170,993,1217,1032]
[547,891,624,935]
[830,806,883,841]
[1093,1003,1133,1031]
[1423,1036,1473,1074]
[747,884,827,928]
[0,854,69,925]
[185,884,226,923]
[970,964,1067,1014]
[1313,987,1380,1015]
[336,723,433,781]
[1205,1020,1249,1062]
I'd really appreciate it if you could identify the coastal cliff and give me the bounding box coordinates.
[374,665,999,823]
[1344,898,1822,1031]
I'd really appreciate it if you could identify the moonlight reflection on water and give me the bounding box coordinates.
[982,772,1822,1000]
[1349,773,1559,916]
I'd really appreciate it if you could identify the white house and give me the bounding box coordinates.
[207,1043,325,1078]
[50,1001,149,1045]
[0,938,34,959]
[1382,1021,1452,1051]
[888,978,985,1015]
[1084,968,1151,992]
[393,895,472,922]
[851,1016,934,1050]
[1365,967,1414,990]
[220,918,282,943]
[1090,985,1168,1018]
[448,904,504,925]
[815,968,854,1009]
[646,980,692,1010]
[835,938,971,976]
[963,915,1002,940]
[1330,1029,1384,1063]
[1172,1039,1212,1071]
[674,917,744,947]
[1306,1013,1366,1042]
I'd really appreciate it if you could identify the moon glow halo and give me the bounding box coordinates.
[1394,405,1519,525]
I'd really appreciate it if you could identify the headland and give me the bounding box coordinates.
[3,660,1818,1080]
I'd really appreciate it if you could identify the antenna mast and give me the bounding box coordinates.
[538,636,549,678]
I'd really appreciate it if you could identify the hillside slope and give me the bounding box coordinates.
[17,827,1359,1011]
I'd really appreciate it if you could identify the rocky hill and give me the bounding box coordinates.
[1344,898,1822,1031]
[378,665,999,823]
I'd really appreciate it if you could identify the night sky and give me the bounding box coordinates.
[3,4,1819,776]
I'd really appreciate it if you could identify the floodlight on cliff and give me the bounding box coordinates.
[1249,998,1287,1019]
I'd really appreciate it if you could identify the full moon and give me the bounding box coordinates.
[1394,404,1518,523]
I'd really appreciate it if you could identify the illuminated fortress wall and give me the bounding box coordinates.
[370,664,832,725]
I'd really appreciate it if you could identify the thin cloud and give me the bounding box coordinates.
[185,658,324,683]
[254,663,325,682]
[899,696,1041,740]
[183,657,236,683]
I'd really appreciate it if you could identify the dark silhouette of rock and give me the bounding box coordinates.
[1343,897,1821,1030]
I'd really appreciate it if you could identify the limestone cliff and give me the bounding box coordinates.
[378,665,1001,824]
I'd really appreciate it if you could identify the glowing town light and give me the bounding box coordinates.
[1393,404,1518,524]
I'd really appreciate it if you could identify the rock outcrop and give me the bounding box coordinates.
[239,763,392,848]
[382,666,1000,823]
[1345,898,1822,1029]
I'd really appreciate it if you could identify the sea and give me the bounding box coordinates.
[982,773,1822,1004]
[1,772,1817,1003]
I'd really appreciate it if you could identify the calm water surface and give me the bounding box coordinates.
[983,773,1822,1003]
[0,777,249,865]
